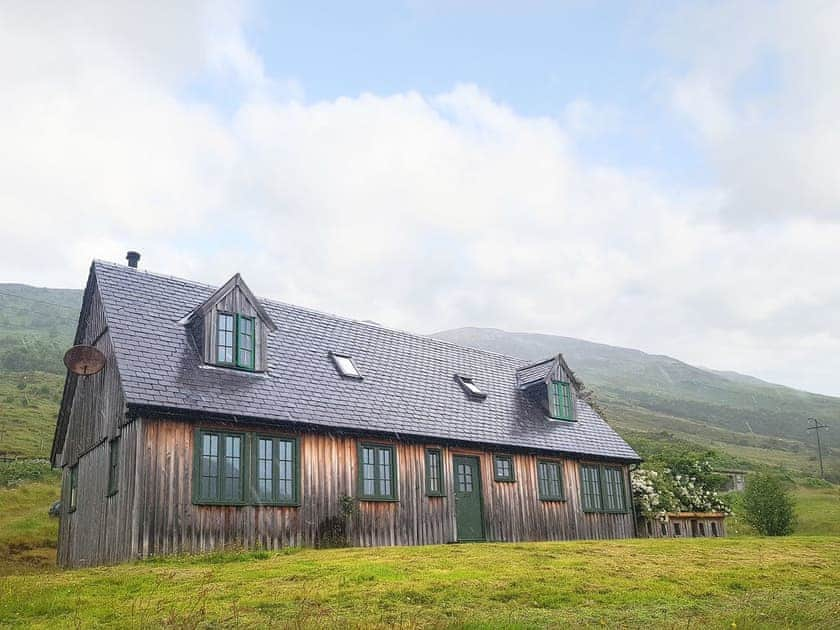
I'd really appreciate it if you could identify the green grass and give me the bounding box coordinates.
[793,485,840,535]
[1,537,838,628]
[0,473,60,576]
[0,371,63,458]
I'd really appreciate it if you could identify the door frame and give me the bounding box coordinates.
[452,454,486,542]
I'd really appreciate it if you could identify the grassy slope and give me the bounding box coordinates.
[433,327,838,476]
[0,475,60,576]
[1,538,838,628]
[0,372,63,458]
[0,283,81,459]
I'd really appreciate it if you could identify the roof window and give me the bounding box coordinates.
[330,352,362,379]
[455,374,486,399]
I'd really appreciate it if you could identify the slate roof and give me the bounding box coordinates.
[91,260,640,462]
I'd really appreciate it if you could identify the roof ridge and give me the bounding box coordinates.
[92,259,533,367]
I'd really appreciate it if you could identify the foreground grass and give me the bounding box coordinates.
[1,537,838,628]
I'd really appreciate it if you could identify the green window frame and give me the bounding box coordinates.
[425,448,444,496]
[537,460,565,500]
[68,464,78,513]
[253,435,300,506]
[216,312,256,371]
[548,381,573,420]
[193,429,248,505]
[358,443,398,501]
[580,463,627,514]
[107,437,120,497]
[493,454,516,482]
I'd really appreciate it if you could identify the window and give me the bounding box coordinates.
[455,374,487,399]
[254,435,299,505]
[580,463,628,514]
[580,464,603,512]
[68,465,78,512]
[537,460,565,500]
[217,313,234,364]
[548,381,573,420]
[195,430,245,504]
[216,313,256,370]
[107,437,120,496]
[358,443,397,500]
[425,448,444,496]
[494,454,515,482]
[193,429,300,506]
[237,315,255,369]
[602,466,625,513]
[330,352,362,379]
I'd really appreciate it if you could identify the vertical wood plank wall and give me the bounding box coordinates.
[132,419,634,561]
[56,275,139,567]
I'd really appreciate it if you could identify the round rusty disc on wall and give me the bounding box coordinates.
[63,345,106,376]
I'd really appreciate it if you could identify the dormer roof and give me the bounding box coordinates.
[515,354,582,391]
[178,273,277,332]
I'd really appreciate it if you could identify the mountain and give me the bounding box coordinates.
[432,327,837,475]
[0,284,83,457]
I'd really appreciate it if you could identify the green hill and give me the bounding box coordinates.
[0,284,82,457]
[432,327,838,478]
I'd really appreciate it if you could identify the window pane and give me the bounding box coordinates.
[222,435,241,500]
[200,434,219,500]
[362,447,376,495]
[378,447,392,497]
[582,465,602,511]
[427,450,441,494]
[258,438,273,501]
[217,314,234,363]
[334,355,360,378]
[237,316,254,368]
[456,463,473,493]
[278,439,294,500]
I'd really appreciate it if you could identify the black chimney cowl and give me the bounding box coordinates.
[126,251,141,268]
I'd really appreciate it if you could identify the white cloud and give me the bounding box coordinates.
[0,2,839,396]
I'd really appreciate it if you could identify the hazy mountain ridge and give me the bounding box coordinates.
[431,327,838,455]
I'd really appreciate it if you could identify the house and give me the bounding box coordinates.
[51,254,641,567]
[715,468,748,492]
[640,512,727,538]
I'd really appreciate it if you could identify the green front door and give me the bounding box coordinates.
[453,455,485,541]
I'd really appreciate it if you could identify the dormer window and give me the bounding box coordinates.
[330,352,362,379]
[455,374,486,399]
[179,273,275,373]
[548,380,573,421]
[216,313,255,370]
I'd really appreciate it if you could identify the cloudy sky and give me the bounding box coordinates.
[2,1,839,395]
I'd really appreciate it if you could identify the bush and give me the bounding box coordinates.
[740,473,796,536]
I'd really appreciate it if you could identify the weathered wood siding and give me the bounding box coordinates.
[57,419,143,567]
[132,418,634,560]
[641,514,727,538]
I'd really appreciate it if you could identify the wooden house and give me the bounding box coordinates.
[51,255,641,567]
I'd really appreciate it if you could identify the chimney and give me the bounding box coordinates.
[126,251,141,268]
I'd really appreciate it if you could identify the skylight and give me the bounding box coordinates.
[330,352,362,379]
[455,374,486,399]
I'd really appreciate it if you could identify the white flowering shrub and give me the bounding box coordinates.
[631,460,731,520]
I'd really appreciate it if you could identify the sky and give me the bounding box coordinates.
[2,1,840,396]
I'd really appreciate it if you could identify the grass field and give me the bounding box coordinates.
[1,473,839,629]
[1,537,838,628]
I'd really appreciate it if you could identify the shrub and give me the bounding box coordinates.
[740,473,796,536]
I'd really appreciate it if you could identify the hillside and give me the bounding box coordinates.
[432,327,837,476]
[0,284,82,457]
